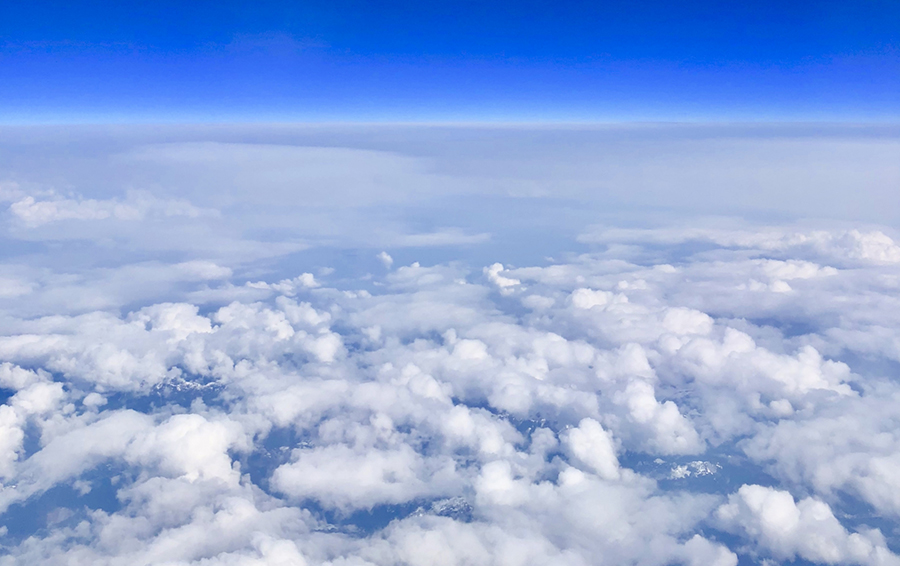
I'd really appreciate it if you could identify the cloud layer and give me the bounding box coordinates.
[0,220,899,564]
[0,125,898,564]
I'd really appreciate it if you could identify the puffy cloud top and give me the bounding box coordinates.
[0,222,898,565]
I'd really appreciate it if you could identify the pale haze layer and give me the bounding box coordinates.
[0,124,899,565]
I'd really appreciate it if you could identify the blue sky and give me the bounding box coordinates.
[2,0,898,122]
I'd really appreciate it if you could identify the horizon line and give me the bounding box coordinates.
[3,119,900,129]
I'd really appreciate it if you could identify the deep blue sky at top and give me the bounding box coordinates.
[1,0,898,122]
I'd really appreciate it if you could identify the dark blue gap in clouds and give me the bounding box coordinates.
[830,493,900,554]
[0,465,124,544]
[20,419,42,460]
[101,377,225,414]
[239,426,311,494]
[621,445,780,494]
[300,499,428,535]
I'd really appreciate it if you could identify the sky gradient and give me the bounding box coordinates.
[2,0,898,122]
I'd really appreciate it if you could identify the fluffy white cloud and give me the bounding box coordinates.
[742,389,900,519]
[562,418,621,480]
[376,251,394,269]
[716,484,899,565]
[7,190,210,228]
[273,442,460,511]
[484,263,521,292]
